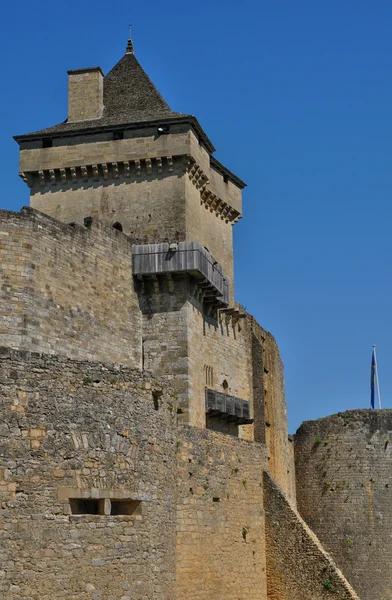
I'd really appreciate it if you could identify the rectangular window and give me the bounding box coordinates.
[69,498,104,515]
[110,500,141,516]
[69,497,141,516]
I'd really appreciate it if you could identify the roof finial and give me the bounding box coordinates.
[126,24,134,54]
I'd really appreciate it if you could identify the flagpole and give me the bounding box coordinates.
[373,345,382,409]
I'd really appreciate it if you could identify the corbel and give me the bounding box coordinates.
[49,169,56,185]
[70,167,77,182]
[167,156,174,172]
[123,161,130,177]
[212,197,223,212]
[19,172,32,188]
[102,163,108,180]
[190,163,198,178]
[186,155,195,170]
[156,157,163,173]
[38,171,45,186]
[221,204,231,220]
[81,166,88,181]
[134,159,141,177]
[92,164,99,180]
[145,158,152,175]
[112,162,119,178]
[59,168,67,184]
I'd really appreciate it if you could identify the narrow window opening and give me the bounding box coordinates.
[110,500,141,516]
[213,497,220,503]
[204,365,214,387]
[113,130,124,140]
[69,498,104,515]
[112,222,123,232]
[42,138,53,148]
[222,379,229,392]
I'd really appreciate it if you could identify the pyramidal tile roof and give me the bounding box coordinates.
[102,39,185,124]
[14,40,205,142]
[13,41,248,187]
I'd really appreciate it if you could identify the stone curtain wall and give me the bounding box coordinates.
[263,472,359,600]
[247,316,296,504]
[0,207,141,366]
[295,409,392,600]
[176,426,268,600]
[0,348,177,600]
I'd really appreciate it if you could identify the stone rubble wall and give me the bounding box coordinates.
[0,347,178,600]
[264,471,360,600]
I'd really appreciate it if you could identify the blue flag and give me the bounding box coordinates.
[371,348,376,409]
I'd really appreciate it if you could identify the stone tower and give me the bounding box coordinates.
[14,38,253,430]
[15,38,244,302]
[0,35,364,600]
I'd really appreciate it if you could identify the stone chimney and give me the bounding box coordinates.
[67,67,104,122]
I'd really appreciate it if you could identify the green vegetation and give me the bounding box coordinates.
[322,575,337,593]
[242,525,250,541]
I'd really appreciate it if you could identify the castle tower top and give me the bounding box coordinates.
[14,44,223,157]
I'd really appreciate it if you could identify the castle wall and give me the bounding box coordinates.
[0,207,141,366]
[247,316,295,504]
[0,348,178,600]
[176,426,268,600]
[263,471,359,600]
[295,409,392,600]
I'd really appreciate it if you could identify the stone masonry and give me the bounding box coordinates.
[0,33,373,599]
[295,410,392,600]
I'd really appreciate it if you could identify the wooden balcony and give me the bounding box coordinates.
[132,241,229,307]
[205,388,253,425]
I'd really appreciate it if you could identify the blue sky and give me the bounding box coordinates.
[1,1,391,432]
